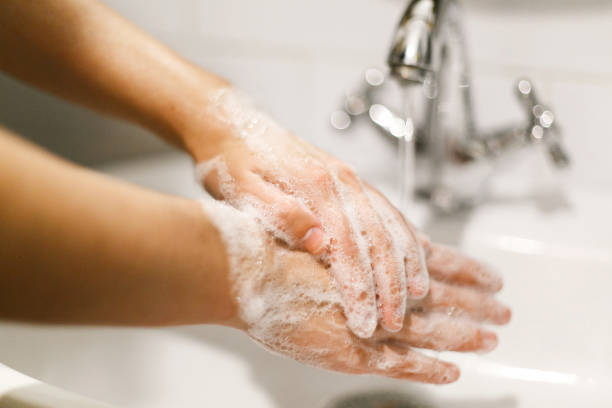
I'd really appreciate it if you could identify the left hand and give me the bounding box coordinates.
[212,200,511,384]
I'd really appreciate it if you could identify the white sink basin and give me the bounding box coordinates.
[1,152,611,407]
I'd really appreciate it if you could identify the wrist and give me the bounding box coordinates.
[199,198,275,331]
[176,86,280,163]
[166,73,233,162]
[167,197,240,326]
[140,62,231,160]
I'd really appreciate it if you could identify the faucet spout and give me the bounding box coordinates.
[387,0,449,83]
[333,0,570,212]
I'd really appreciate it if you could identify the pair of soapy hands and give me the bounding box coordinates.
[196,89,510,383]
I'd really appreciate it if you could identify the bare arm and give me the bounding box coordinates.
[0,0,430,337]
[0,0,225,152]
[0,127,236,326]
[0,0,494,339]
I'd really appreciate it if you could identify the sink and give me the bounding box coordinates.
[1,152,611,407]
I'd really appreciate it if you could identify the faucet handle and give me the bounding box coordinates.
[515,78,570,168]
[515,78,539,112]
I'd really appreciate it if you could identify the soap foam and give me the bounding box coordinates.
[196,157,305,250]
[201,198,345,365]
[326,169,377,337]
[426,244,502,292]
[201,199,474,383]
[197,87,430,339]
[206,88,291,156]
[201,199,417,375]
[366,188,429,298]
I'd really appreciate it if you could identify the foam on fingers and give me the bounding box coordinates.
[198,158,311,250]
[350,183,407,332]
[425,280,511,325]
[365,188,429,299]
[200,198,505,384]
[197,87,433,338]
[201,198,345,364]
[426,243,503,292]
[372,345,460,384]
[396,313,498,352]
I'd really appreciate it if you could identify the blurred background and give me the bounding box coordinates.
[1,0,611,192]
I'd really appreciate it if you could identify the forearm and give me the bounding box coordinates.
[0,129,236,326]
[0,0,227,152]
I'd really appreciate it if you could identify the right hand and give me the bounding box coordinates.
[191,88,430,338]
[204,200,510,384]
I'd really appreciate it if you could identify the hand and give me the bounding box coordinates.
[193,89,430,338]
[202,199,510,384]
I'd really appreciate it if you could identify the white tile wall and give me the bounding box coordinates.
[467,6,612,79]
[2,0,611,190]
[101,0,612,191]
[552,80,612,189]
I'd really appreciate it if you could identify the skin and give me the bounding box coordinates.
[0,0,429,336]
[0,129,235,326]
[0,128,510,384]
[0,0,512,383]
[200,129,430,337]
[259,263,509,383]
[222,201,510,384]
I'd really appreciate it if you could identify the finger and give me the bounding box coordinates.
[427,243,503,292]
[200,162,325,254]
[369,344,460,384]
[318,178,378,338]
[336,170,406,333]
[275,163,379,338]
[423,280,511,325]
[324,213,378,338]
[238,174,325,253]
[283,306,460,384]
[365,185,429,299]
[390,313,498,352]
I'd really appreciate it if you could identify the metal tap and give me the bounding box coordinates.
[332,0,570,212]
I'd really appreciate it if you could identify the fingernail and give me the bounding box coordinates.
[500,307,512,324]
[497,306,512,324]
[432,363,460,384]
[302,227,325,254]
[481,331,498,352]
[441,365,460,384]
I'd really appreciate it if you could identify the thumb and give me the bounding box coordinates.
[231,172,326,254]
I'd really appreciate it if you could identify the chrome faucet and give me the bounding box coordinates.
[332,0,570,212]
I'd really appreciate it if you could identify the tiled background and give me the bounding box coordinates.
[0,0,611,190]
